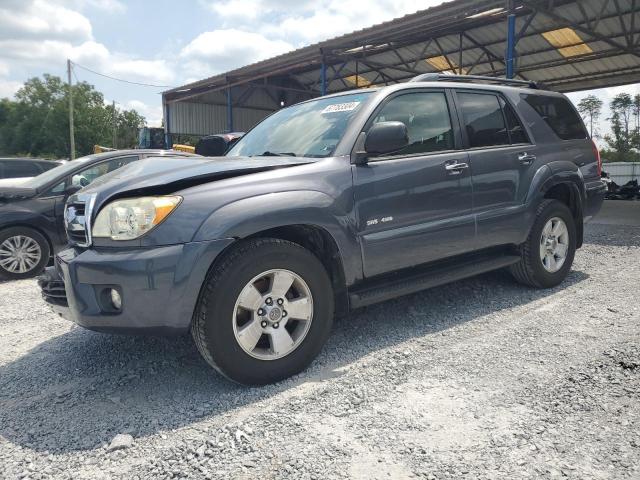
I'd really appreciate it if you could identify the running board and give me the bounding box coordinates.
[349,253,520,309]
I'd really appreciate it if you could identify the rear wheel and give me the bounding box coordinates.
[192,238,334,385]
[0,227,50,280]
[510,199,576,288]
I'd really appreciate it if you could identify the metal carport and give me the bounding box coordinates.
[162,0,640,140]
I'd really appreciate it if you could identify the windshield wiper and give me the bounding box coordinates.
[254,151,297,157]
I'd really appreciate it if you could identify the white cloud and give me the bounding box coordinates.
[55,0,126,13]
[180,29,294,76]
[207,0,442,45]
[82,0,126,12]
[204,0,263,21]
[0,80,22,99]
[203,0,318,23]
[0,61,9,77]
[123,99,163,126]
[265,0,439,44]
[107,58,174,85]
[0,0,93,42]
[0,38,174,88]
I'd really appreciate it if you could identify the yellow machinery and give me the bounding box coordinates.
[93,145,116,154]
[171,144,196,153]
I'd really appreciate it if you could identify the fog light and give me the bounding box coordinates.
[110,289,122,310]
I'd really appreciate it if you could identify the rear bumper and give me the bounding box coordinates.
[584,179,606,222]
[40,238,234,334]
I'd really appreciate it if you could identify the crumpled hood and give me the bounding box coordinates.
[0,177,33,187]
[76,155,315,210]
[0,183,37,200]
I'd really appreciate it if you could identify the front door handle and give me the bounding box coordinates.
[518,152,536,165]
[445,161,469,175]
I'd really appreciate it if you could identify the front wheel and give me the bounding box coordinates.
[0,227,50,280]
[192,238,334,385]
[510,199,577,288]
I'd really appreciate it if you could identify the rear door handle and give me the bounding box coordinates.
[518,152,536,165]
[445,161,469,175]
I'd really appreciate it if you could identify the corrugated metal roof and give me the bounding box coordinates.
[165,0,640,134]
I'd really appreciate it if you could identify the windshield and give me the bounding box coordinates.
[227,92,372,158]
[22,154,101,190]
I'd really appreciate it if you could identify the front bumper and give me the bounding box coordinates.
[40,238,234,334]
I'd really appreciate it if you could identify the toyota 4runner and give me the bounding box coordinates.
[40,74,606,385]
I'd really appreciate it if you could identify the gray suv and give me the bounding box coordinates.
[40,74,606,385]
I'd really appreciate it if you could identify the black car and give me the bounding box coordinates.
[41,75,605,385]
[0,157,62,180]
[0,149,196,279]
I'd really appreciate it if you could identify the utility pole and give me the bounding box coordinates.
[112,100,117,149]
[67,59,75,159]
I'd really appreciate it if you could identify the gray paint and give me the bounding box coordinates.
[50,81,606,333]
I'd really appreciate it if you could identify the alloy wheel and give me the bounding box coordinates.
[232,269,314,361]
[0,235,42,274]
[539,217,569,273]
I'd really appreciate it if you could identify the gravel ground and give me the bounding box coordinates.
[0,219,639,479]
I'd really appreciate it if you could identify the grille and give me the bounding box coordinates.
[64,193,95,247]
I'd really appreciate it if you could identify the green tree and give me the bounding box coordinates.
[0,74,147,159]
[604,93,635,160]
[577,94,603,138]
[632,94,640,150]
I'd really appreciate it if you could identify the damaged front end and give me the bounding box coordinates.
[38,266,70,318]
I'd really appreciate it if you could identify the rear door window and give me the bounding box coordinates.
[522,94,587,140]
[499,98,529,144]
[457,92,510,148]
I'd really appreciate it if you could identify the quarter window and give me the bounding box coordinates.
[370,92,454,156]
[457,92,509,148]
[522,94,587,140]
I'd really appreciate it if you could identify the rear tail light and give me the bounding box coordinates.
[591,139,602,176]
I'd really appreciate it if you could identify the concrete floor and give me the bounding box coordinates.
[591,200,640,226]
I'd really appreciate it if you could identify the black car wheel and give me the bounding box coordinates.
[510,199,576,288]
[0,226,50,280]
[192,238,334,385]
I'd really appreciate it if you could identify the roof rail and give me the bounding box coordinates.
[408,73,540,89]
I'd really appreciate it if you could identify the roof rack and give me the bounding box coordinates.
[408,73,540,89]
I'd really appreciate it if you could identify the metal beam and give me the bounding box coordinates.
[433,37,458,71]
[320,60,327,96]
[232,86,255,107]
[516,11,536,40]
[226,88,233,132]
[523,0,640,59]
[506,12,517,78]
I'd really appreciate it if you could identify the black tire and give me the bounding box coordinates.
[0,226,50,280]
[509,199,576,288]
[192,238,334,385]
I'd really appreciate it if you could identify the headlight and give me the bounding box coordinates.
[92,196,181,240]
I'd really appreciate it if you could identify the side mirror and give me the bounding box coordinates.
[64,184,82,196]
[364,121,409,157]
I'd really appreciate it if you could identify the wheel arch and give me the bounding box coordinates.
[526,162,586,248]
[193,191,362,287]
[245,224,349,316]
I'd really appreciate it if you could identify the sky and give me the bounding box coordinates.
[1,0,639,138]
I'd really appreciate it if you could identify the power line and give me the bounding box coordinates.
[70,61,173,88]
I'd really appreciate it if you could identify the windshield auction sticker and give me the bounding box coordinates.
[321,102,361,114]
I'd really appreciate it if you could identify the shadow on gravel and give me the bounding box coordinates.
[0,268,588,453]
